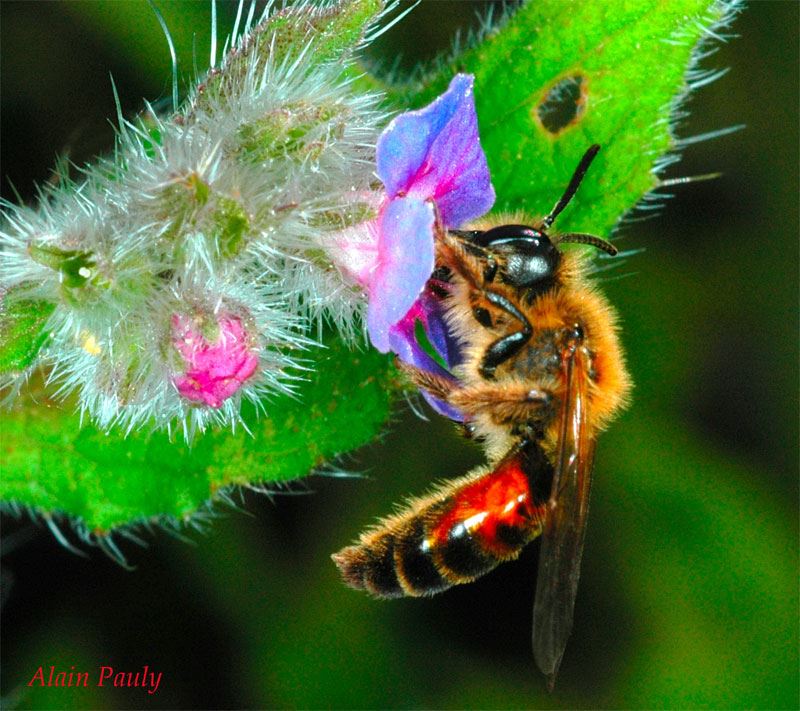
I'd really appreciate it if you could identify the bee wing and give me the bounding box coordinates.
[532,344,596,690]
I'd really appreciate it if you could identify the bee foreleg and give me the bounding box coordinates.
[397,361,459,403]
[479,292,533,378]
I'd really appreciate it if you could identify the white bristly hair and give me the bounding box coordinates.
[0,0,398,438]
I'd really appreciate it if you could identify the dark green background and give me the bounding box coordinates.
[1,1,797,708]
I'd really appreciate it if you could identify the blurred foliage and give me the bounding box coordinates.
[1,1,798,710]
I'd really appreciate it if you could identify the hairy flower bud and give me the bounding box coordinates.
[172,312,259,408]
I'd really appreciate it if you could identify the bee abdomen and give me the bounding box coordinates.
[418,496,496,583]
[332,532,406,598]
[333,444,550,598]
[393,518,452,596]
[333,519,452,598]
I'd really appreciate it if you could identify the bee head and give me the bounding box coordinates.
[453,146,619,292]
[472,224,561,290]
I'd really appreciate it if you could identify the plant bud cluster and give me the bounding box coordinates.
[0,1,389,438]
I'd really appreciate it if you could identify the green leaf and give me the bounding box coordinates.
[1,340,395,533]
[0,292,55,373]
[388,0,736,237]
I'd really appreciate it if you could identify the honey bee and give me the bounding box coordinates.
[332,145,631,688]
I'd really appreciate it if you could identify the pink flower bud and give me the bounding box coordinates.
[171,312,259,408]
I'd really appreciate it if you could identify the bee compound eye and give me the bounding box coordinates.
[500,235,560,289]
[468,224,561,290]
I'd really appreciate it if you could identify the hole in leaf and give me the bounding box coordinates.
[537,75,587,134]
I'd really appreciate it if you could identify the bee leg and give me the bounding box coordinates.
[458,421,484,442]
[437,231,495,288]
[479,292,533,379]
[450,382,554,425]
[396,361,459,403]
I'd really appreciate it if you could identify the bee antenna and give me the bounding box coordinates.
[556,232,618,256]
[541,144,601,230]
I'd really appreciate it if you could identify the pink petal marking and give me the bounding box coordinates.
[329,221,380,287]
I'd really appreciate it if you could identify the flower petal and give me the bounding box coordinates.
[387,317,449,378]
[366,197,435,352]
[387,316,465,422]
[415,285,463,369]
[420,390,465,422]
[376,74,495,228]
[328,220,379,287]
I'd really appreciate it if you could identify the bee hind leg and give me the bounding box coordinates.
[450,382,554,426]
[397,361,556,427]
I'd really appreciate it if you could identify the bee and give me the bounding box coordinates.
[332,145,631,688]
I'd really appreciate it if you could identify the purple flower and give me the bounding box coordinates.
[172,313,259,408]
[331,74,495,355]
[376,74,495,230]
[387,283,466,421]
[364,197,436,353]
